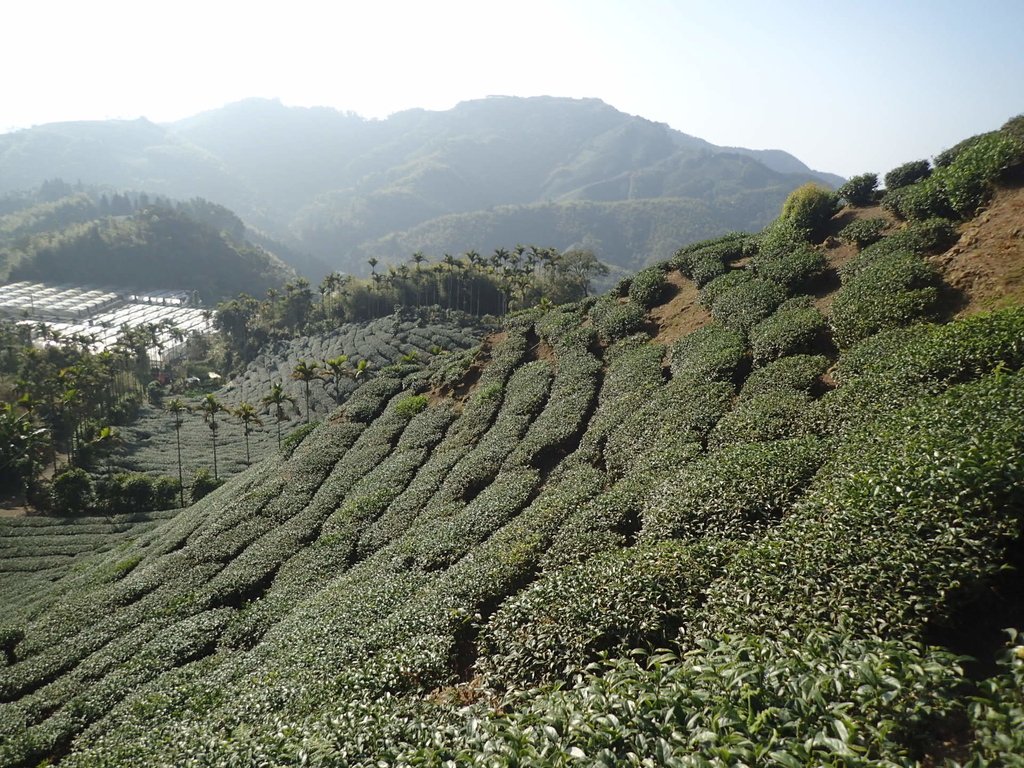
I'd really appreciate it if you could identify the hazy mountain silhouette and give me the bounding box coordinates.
[0,96,842,277]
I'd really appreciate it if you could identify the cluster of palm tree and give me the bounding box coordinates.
[290,355,370,424]
[320,245,606,323]
[214,246,607,374]
[2,322,158,494]
[162,353,373,495]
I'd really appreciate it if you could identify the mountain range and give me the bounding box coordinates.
[0,96,842,282]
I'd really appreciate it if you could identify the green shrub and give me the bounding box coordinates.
[1001,113,1024,142]
[884,159,931,190]
[393,395,428,419]
[940,131,1024,216]
[152,476,181,509]
[673,233,750,287]
[707,370,1024,638]
[740,354,830,399]
[670,323,746,382]
[642,436,823,541]
[751,244,826,293]
[708,390,814,449]
[887,133,1024,220]
[831,251,941,348]
[479,540,731,686]
[698,269,751,310]
[51,468,94,515]
[282,422,317,456]
[780,183,839,240]
[844,218,957,278]
[934,132,993,168]
[190,468,223,503]
[838,217,888,248]
[882,179,951,220]
[627,266,667,308]
[98,473,155,514]
[749,297,827,364]
[709,277,787,337]
[837,173,878,206]
[589,297,648,343]
[757,218,806,258]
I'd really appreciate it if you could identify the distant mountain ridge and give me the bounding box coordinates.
[0,96,842,277]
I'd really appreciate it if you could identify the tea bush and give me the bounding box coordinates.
[641,435,823,542]
[780,183,839,239]
[626,266,667,308]
[750,296,827,364]
[669,323,746,382]
[837,172,878,206]
[709,276,787,337]
[740,353,830,399]
[751,243,826,292]
[838,216,888,248]
[884,159,931,190]
[830,251,940,347]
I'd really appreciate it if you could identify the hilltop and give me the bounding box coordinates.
[0,97,841,278]
[0,188,299,303]
[0,120,1023,766]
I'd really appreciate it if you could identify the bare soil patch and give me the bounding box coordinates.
[929,184,1024,316]
[649,271,712,345]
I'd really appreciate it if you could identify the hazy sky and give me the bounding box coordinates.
[4,0,1022,178]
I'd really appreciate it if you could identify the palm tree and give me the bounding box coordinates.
[262,382,297,450]
[290,360,322,424]
[197,393,225,481]
[166,398,188,506]
[234,402,263,466]
[323,355,350,404]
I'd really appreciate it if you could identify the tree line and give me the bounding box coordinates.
[215,245,607,370]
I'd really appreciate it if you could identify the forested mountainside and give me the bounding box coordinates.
[0,185,299,302]
[0,97,840,277]
[1,122,1023,767]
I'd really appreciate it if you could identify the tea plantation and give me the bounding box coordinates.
[1,127,1023,766]
[107,312,484,483]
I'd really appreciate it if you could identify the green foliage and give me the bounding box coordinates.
[708,276,787,337]
[837,216,888,248]
[189,468,222,502]
[885,132,1024,220]
[836,172,878,206]
[751,243,826,292]
[884,159,931,190]
[672,233,750,287]
[779,183,839,240]
[392,395,429,419]
[281,422,317,456]
[749,296,827,364]
[588,296,648,343]
[642,436,823,542]
[698,269,751,310]
[626,266,667,308]
[50,468,94,515]
[479,541,731,687]
[740,354,829,399]
[407,631,971,767]
[669,323,746,382]
[830,251,940,348]
[707,370,1024,638]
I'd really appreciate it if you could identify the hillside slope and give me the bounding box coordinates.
[0,97,839,276]
[1,160,1023,765]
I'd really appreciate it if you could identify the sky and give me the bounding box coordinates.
[3,0,1022,178]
